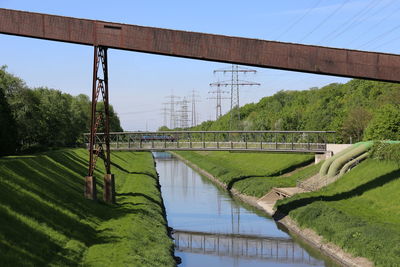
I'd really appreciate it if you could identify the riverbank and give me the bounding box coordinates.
[173,151,315,197]
[172,151,374,267]
[0,149,175,266]
[276,158,400,267]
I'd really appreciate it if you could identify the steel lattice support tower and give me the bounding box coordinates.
[231,65,240,117]
[165,94,180,129]
[85,46,115,203]
[208,84,229,120]
[190,90,200,127]
[177,97,190,129]
[160,103,169,127]
[213,65,260,129]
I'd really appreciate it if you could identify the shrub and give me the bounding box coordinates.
[370,142,400,165]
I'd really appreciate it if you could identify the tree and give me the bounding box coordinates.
[364,104,400,141]
[158,126,170,131]
[33,88,73,147]
[0,65,27,98]
[70,94,90,145]
[342,107,372,143]
[0,87,17,155]
[0,66,124,150]
[96,102,123,132]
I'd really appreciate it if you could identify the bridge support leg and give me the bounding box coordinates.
[103,174,115,203]
[315,151,332,164]
[84,176,97,200]
[85,45,114,203]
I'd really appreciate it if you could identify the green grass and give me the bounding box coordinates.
[174,151,315,197]
[0,149,175,266]
[276,159,400,267]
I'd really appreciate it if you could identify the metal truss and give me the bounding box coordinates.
[85,46,115,203]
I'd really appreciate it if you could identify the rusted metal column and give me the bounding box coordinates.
[101,47,115,203]
[85,46,100,200]
[85,46,115,203]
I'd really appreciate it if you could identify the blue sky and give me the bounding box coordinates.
[1,0,399,130]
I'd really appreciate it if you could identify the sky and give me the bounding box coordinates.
[1,0,399,131]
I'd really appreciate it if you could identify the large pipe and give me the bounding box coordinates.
[326,142,373,178]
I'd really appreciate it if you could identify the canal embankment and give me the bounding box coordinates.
[172,151,315,197]
[276,157,400,267]
[172,150,379,267]
[0,148,175,266]
[156,152,332,266]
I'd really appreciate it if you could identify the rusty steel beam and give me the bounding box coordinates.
[85,46,114,203]
[1,8,400,83]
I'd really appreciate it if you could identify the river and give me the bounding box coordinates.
[154,152,337,267]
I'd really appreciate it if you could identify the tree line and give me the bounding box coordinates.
[189,79,400,143]
[0,66,122,156]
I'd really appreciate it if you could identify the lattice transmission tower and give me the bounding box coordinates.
[208,83,230,120]
[160,103,169,127]
[177,97,190,129]
[165,94,180,129]
[213,65,260,129]
[190,90,201,127]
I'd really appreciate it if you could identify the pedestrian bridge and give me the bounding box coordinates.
[173,230,322,265]
[84,130,335,153]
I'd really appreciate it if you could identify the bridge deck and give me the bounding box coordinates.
[107,142,327,153]
[1,8,400,82]
[85,131,335,153]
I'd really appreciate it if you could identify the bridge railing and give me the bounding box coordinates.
[84,130,336,152]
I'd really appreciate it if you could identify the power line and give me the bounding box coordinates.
[207,84,229,120]
[318,0,380,44]
[119,109,159,115]
[176,97,190,129]
[346,1,400,47]
[370,34,400,50]
[190,90,201,127]
[357,24,400,49]
[160,103,169,127]
[165,94,180,129]
[299,0,351,43]
[212,65,260,129]
[275,0,323,40]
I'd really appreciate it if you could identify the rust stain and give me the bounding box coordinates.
[0,8,399,83]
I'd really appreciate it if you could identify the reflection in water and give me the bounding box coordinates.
[154,152,331,267]
[174,230,321,266]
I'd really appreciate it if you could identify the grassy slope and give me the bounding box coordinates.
[0,149,175,267]
[276,159,400,267]
[174,151,315,197]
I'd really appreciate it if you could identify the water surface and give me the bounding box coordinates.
[154,152,336,267]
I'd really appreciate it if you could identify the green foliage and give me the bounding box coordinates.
[96,102,123,133]
[175,151,314,197]
[0,66,123,152]
[276,159,400,266]
[158,125,170,131]
[0,86,17,155]
[0,149,175,266]
[370,141,400,165]
[192,79,400,143]
[234,162,322,197]
[341,107,372,142]
[364,104,400,141]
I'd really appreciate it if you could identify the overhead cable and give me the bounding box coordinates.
[370,33,400,51]
[318,0,380,44]
[345,0,400,47]
[358,24,400,49]
[275,0,323,40]
[299,0,351,43]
